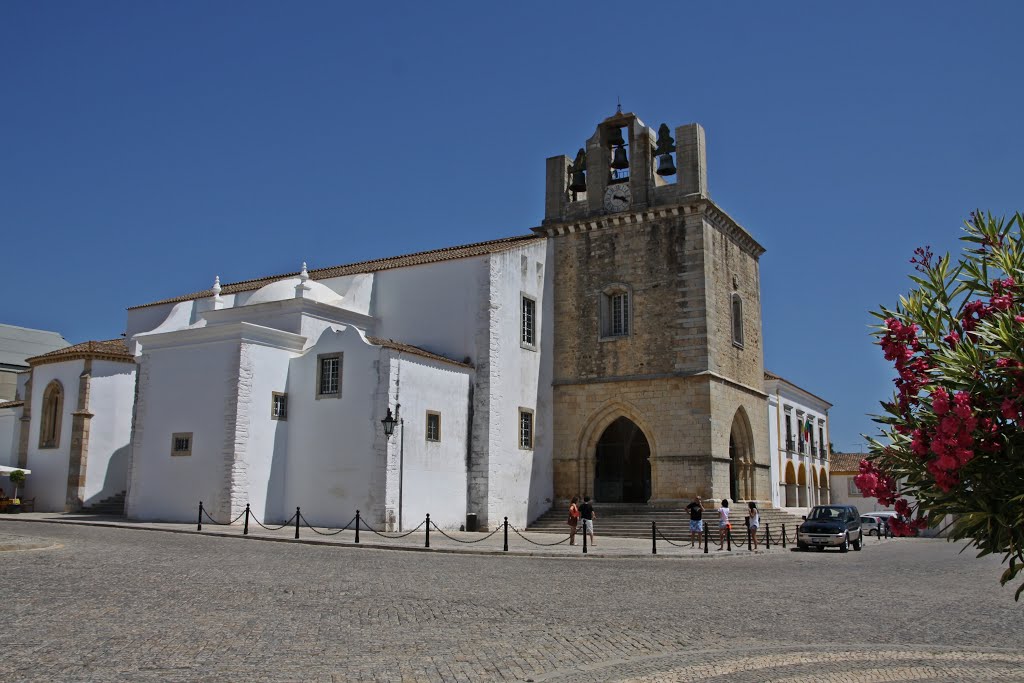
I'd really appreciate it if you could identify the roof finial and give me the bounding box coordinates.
[211,275,223,309]
[299,261,309,283]
[616,97,621,115]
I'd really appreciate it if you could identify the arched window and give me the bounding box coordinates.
[39,380,64,449]
[601,284,631,338]
[731,293,744,348]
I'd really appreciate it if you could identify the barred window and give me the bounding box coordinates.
[317,353,342,398]
[519,408,534,450]
[39,380,64,449]
[731,293,744,347]
[521,295,536,348]
[601,284,631,339]
[426,411,440,442]
[272,392,288,420]
[611,293,629,336]
[171,432,192,457]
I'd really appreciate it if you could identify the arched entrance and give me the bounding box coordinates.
[729,409,755,501]
[797,464,808,507]
[818,467,830,504]
[594,417,651,503]
[784,461,797,506]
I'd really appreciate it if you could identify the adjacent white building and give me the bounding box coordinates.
[764,370,832,509]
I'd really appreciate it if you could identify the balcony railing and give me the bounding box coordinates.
[798,441,805,454]
[785,438,795,452]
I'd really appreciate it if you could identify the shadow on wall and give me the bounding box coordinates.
[85,445,130,506]
[264,407,288,525]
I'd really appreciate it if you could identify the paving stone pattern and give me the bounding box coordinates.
[0,521,1021,682]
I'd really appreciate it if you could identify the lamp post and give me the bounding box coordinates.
[381,404,404,530]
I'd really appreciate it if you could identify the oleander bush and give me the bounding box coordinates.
[863,211,1024,599]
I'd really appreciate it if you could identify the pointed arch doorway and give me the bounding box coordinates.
[594,417,651,503]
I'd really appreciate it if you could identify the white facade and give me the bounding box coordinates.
[765,371,832,510]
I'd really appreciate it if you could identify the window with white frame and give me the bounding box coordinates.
[426,411,440,442]
[272,392,288,420]
[521,294,537,349]
[847,478,862,496]
[731,293,744,347]
[518,408,534,450]
[601,284,631,338]
[171,432,193,457]
[317,353,342,398]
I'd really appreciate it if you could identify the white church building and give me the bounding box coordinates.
[1,111,834,529]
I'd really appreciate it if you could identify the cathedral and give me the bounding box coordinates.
[0,111,832,529]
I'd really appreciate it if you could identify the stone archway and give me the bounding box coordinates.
[811,467,819,506]
[728,408,755,502]
[594,417,651,504]
[797,464,808,507]
[819,467,830,504]
[784,461,797,506]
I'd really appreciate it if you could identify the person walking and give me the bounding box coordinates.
[568,496,581,545]
[747,501,760,549]
[717,499,731,550]
[686,496,705,547]
[579,496,596,547]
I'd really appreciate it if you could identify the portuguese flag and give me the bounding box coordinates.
[803,418,813,440]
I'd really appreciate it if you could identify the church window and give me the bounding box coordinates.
[272,392,288,420]
[819,426,826,458]
[171,432,193,457]
[518,408,534,450]
[731,293,744,348]
[38,380,64,449]
[521,294,537,349]
[600,284,631,339]
[317,353,342,398]
[426,411,441,442]
[784,414,793,452]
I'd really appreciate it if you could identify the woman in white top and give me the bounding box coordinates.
[717,499,730,550]
[748,501,760,549]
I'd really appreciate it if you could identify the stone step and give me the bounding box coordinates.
[81,490,126,516]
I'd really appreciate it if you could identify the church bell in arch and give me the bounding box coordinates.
[610,145,629,170]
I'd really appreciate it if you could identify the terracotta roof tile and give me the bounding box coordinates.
[27,339,133,365]
[366,337,472,369]
[830,452,869,473]
[130,234,544,310]
[0,400,24,410]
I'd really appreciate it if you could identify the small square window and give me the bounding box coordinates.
[317,353,342,398]
[272,392,288,420]
[521,294,537,349]
[518,408,534,450]
[426,411,441,442]
[171,432,193,457]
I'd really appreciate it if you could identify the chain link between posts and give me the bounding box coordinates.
[428,521,503,544]
[509,525,571,546]
[299,513,358,536]
[202,507,247,526]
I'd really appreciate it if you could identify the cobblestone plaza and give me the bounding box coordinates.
[1,520,1022,682]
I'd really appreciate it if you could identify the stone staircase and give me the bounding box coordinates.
[80,490,126,516]
[528,503,808,542]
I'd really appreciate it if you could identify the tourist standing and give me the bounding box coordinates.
[579,496,596,547]
[685,496,704,547]
[717,499,731,550]
[568,496,580,545]
[747,501,760,549]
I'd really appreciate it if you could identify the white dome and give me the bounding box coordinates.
[246,277,344,308]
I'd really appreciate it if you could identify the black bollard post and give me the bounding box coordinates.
[425,514,430,548]
[355,510,360,544]
[197,501,203,531]
[747,523,752,551]
[727,526,732,551]
[582,522,588,554]
[503,517,508,552]
[652,521,657,555]
[295,507,300,539]
[703,523,709,554]
[765,523,771,550]
[243,503,250,536]
[782,524,787,548]
[745,516,751,551]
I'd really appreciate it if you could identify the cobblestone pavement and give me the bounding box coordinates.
[0,520,1021,682]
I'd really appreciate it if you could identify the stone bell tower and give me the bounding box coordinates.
[534,110,770,506]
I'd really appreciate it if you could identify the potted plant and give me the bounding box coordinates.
[7,469,25,513]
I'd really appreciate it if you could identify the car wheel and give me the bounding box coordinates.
[867,528,877,537]
[840,534,849,553]
[853,532,862,551]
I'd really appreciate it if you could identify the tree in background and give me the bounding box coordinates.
[864,211,1024,599]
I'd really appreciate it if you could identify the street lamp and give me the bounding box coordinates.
[381,404,400,437]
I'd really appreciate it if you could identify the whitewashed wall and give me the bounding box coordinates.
[283,326,384,527]
[765,377,831,509]
[383,353,471,530]
[82,360,136,505]
[766,393,781,507]
[127,340,242,521]
[0,406,21,476]
[24,359,83,511]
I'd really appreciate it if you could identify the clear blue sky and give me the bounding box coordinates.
[2,2,1022,453]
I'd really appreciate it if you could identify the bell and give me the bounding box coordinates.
[611,145,629,170]
[569,169,587,193]
[656,152,676,177]
[607,126,625,147]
